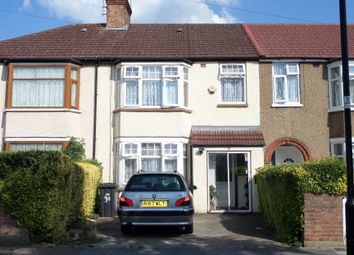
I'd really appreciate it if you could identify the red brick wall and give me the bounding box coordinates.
[304,193,344,248]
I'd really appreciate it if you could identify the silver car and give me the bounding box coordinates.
[118,171,196,234]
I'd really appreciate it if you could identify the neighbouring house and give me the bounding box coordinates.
[0,0,353,213]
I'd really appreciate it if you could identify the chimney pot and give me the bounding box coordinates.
[105,0,132,29]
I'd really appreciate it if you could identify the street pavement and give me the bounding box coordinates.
[0,214,346,255]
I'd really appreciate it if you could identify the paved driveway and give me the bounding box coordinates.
[0,214,344,255]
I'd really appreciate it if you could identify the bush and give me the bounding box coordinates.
[0,152,102,243]
[256,158,346,246]
[63,137,86,161]
[76,162,102,218]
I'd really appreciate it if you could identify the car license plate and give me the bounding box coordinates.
[141,200,168,207]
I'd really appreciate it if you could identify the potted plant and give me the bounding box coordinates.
[209,185,217,210]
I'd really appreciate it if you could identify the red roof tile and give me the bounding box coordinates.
[0,24,258,62]
[243,24,354,59]
[191,126,265,146]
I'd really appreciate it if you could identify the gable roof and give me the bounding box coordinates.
[243,24,354,59]
[0,24,258,62]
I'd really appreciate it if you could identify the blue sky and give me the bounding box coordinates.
[0,0,353,41]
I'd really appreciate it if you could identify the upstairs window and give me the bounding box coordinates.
[119,63,190,108]
[272,63,300,106]
[7,64,80,109]
[329,63,354,109]
[219,64,246,104]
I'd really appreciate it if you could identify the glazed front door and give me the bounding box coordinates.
[208,152,250,212]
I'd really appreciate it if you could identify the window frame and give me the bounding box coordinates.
[328,62,354,111]
[272,62,301,107]
[219,63,247,105]
[7,63,80,109]
[5,141,68,152]
[118,63,190,109]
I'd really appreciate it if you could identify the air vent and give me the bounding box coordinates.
[80,28,88,33]
[176,28,183,33]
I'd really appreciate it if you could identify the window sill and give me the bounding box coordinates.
[217,103,248,108]
[328,107,354,113]
[114,107,192,113]
[5,108,82,114]
[271,104,303,108]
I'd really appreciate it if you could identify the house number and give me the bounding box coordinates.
[104,193,111,203]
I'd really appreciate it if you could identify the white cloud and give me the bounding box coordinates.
[33,0,239,24]
[21,0,32,10]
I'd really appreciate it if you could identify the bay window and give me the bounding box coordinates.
[119,63,189,108]
[118,142,188,184]
[329,63,354,109]
[272,63,301,106]
[219,64,246,103]
[7,64,80,109]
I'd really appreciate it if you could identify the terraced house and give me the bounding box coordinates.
[0,0,353,213]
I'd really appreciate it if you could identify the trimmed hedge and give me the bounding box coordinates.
[76,162,102,218]
[0,151,102,243]
[256,158,346,246]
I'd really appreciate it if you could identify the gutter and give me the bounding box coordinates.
[92,65,98,159]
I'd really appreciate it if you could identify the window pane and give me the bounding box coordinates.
[184,67,189,80]
[287,76,300,102]
[71,69,78,80]
[165,67,178,76]
[351,80,354,104]
[71,83,77,107]
[332,80,342,107]
[333,144,343,156]
[142,143,161,156]
[142,158,161,172]
[143,66,162,79]
[331,67,340,80]
[125,67,139,77]
[350,66,354,75]
[124,144,138,154]
[274,64,286,75]
[222,64,243,74]
[184,81,189,107]
[125,80,138,105]
[287,64,298,74]
[165,159,177,172]
[164,144,178,154]
[124,159,137,183]
[13,80,64,107]
[183,144,188,156]
[165,80,178,104]
[10,143,62,151]
[221,78,244,102]
[142,80,162,106]
[275,77,285,102]
[13,67,65,79]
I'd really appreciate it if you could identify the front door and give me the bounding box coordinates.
[208,152,251,212]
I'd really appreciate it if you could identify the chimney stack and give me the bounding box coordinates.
[105,0,132,29]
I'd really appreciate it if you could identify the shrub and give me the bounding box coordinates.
[0,151,84,243]
[256,158,346,246]
[63,137,86,161]
[76,162,102,218]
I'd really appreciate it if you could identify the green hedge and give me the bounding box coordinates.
[0,151,102,243]
[256,158,346,246]
[76,162,102,218]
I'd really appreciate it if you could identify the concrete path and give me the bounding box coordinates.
[0,214,345,255]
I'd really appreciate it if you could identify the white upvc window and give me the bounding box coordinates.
[272,63,301,106]
[118,63,190,108]
[330,139,354,162]
[328,62,354,110]
[219,64,246,104]
[118,142,188,184]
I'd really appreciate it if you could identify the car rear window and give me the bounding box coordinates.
[125,174,186,192]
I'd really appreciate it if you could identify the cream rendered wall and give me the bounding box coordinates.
[192,147,264,213]
[0,64,6,151]
[190,62,260,126]
[95,66,114,182]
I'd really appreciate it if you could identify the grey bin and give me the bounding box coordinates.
[99,183,118,217]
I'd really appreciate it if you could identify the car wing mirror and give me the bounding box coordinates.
[190,185,197,191]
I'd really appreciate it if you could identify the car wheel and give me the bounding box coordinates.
[184,223,193,234]
[121,224,132,234]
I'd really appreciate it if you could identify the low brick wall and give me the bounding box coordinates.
[304,193,344,248]
[0,204,30,246]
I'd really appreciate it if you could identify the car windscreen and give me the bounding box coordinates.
[125,174,186,192]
